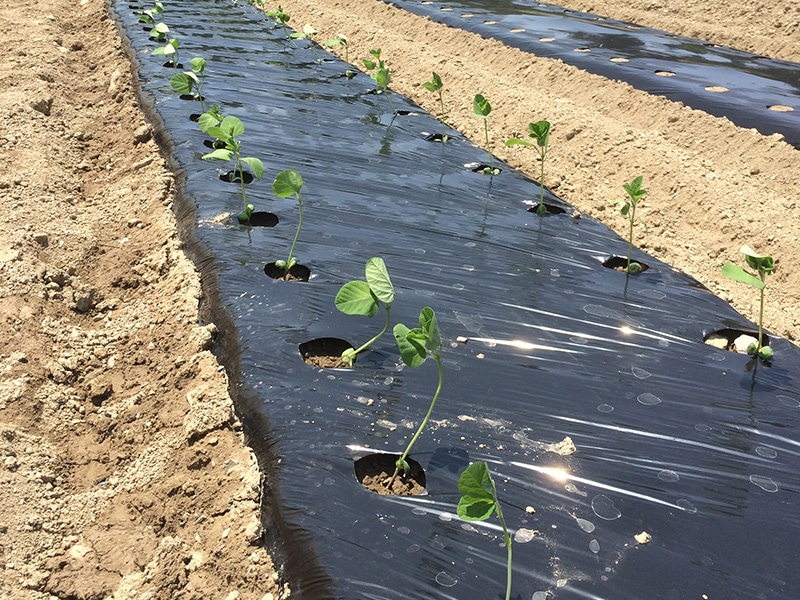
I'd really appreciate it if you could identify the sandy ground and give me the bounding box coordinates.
[1,0,798,597]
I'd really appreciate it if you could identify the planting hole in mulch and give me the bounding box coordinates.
[528,203,567,215]
[299,337,354,368]
[179,94,203,102]
[602,255,650,273]
[160,62,184,69]
[704,328,772,354]
[238,212,278,227]
[220,170,254,184]
[264,262,311,282]
[470,163,502,175]
[354,453,426,496]
[203,139,227,150]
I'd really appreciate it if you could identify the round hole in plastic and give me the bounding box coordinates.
[203,139,227,150]
[461,13,474,18]
[768,104,794,112]
[601,255,651,273]
[299,337,355,368]
[610,57,629,63]
[219,170,254,184]
[484,20,497,25]
[263,262,311,282]
[655,69,676,77]
[705,85,729,92]
[510,28,525,33]
[704,328,771,354]
[354,453,426,496]
[539,36,555,42]
[528,203,567,215]
[470,164,502,175]
[575,47,591,53]
[238,212,278,228]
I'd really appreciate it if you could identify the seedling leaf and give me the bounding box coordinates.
[721,262,765,290]
[241,157,264,180]
[473,93,491,119]
[335,281,379,317]
[394,323,427,367]
[190,56,206,74]
[272,169,304,197]
[170,72,195,94]
[457,462,497,521]
[219,116,245,138]
[419,306,441,357]
[504,138,534,147]
[203,148,233,161]
[365,257,394,304]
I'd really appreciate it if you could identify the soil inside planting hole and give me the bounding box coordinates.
[3,0,800,597]
[354,454,427,496]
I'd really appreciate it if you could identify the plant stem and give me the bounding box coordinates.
[236,155,249,222]
[758,281,765,351]
[351,306,391,359]
[495,504,513,600]
[386,356,443,489]
[626,202,636,271]
[538,148,546,208]
[284,191,303,277]
[438,91,446,139]
[483,120,493,172]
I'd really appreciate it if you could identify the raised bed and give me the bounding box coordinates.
[114,1,800,599]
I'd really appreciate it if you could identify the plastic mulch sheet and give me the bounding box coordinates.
[115,2,800,599]
[383,0,800,147]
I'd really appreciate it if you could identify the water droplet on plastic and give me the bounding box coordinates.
[514,528,536,543]
[414,248,426,254]
[452,283,465,290]
[750,475,779,492]
[576,518,595,533]
[755,447,777,459]
[677,499,697,513]
[407,543,420,553]
[382,551,393,559]
[597,403,614,413]
[632,367,651,379]
[438,513,453,522]
[397,526,410,535]
[778,395,800,408]
[435,571,458,587]
[589,539,600,554]
[463,264,475,271]
[383,376,394,385]
[430,538,445,550]
[532,592,548,600]
[637,392,662,405]
[658,469,680,482]
[591,495,621,520]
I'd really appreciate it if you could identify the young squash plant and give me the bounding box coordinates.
[334,257,395,367]
[271,169,305,278]
[266,5,294,41]
[152,36,180,68]
[721,246,775,361]
[170,57,207,113]
[473,94,498,174]
[149,21,169,42]
[506,120,551,214]
[612,175,647,274]
[363,48,396,114]
[458,462,514,600]
[290,24,324,61]
[423,72,448,142]
[325,33,349,64]
[202,116,265,224]
[386,307,443,490]
[136,0,163,24]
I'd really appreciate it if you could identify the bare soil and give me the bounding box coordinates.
[1,0,798,598]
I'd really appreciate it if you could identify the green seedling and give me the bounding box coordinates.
[149,21,169,42]
[325,33,349,63]
[721,246,776,361]
[272,169,305,277]
[202,116,265,223]
[458,462,513,600]
[506,120,551,214]
[363,48,396,114]
[290,24,323,61]
[152,37,180,67]
[335,257,395,367]
[386,307,443,489]
[422,72,447,142]
[612,175,647,274]
[137,0,164,24]
[266,5,292,38]
[170,57,207,112]
[473,94,498,175]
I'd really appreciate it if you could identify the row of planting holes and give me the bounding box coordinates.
[419,1,795,112]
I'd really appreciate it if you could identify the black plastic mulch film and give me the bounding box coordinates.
[389,0,800,147]
[114,1,800,599]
